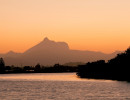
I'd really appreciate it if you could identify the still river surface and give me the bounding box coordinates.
[0,73,130,100]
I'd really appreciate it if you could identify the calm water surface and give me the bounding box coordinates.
[0,73,130,100]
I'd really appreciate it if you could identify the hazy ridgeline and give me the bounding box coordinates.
[0,37,119,66]
[77,47,130,82]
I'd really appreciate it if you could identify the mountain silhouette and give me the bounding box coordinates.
[24,37,69,54]
[0,37,120,66]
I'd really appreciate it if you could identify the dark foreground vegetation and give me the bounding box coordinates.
[77,48,130,82]
[0,59,77,73]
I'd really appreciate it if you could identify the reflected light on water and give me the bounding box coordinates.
[0,73,114,82]
[0,73,130,100]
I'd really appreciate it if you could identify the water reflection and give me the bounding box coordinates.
[0,73,114,82]
[0,73,130,100]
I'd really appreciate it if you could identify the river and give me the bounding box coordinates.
[0,73,130,100]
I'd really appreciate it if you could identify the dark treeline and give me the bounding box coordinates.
[0,60,78,73]
[77,47,130,82]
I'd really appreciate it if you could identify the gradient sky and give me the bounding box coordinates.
[0,0,130,54]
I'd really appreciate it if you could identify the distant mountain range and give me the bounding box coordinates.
[0,37,120,66]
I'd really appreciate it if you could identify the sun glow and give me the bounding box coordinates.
[0,0,130,53]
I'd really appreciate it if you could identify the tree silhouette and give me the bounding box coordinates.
[77,47,130,81]
[0,58,5,73]
[34,63,41,72]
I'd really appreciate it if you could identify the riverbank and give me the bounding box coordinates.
[77,48,130,82]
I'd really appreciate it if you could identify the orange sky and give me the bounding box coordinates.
[0,0,130,54]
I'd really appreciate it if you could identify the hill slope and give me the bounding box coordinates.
[0,37,119,66]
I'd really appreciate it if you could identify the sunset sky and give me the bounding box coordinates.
[0,0,130,54]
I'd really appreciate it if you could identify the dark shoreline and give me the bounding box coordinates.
[76,48,130,82]
[77,75,130,82]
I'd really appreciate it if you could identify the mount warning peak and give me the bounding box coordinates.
[24,37,69,54]
[0,38,119,66]
[43,37,50,41]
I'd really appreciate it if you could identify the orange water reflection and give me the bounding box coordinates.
[0,73,114,82]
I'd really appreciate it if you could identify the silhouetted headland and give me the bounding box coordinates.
[77,47,130,82]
